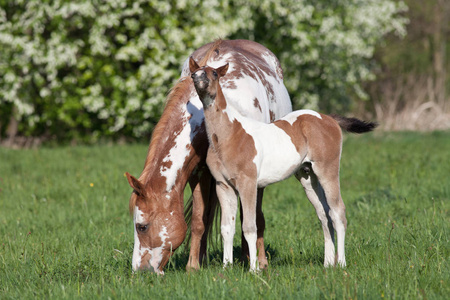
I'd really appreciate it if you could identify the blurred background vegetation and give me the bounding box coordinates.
[0,0,448,146]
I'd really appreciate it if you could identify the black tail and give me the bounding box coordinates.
[330,114,378,134]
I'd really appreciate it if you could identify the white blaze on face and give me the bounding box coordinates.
[132,206,148,271]
[147,225,168,275]
[159,100,204,193]
[132,206,170,274]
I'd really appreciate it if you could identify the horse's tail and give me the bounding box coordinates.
[330,114,378,134]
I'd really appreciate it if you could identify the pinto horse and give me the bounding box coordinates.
[125,40,292,274]
[189,59,377,271]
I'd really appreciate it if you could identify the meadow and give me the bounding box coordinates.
[0,131,448,299]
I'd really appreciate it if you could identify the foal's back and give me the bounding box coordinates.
[236,109,342,187]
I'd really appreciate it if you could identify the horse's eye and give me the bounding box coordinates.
[212,70,217,77]
[136,224,149,233]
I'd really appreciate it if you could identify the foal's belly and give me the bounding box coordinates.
[252,126,303,187]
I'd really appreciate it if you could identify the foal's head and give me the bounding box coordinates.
[189,56,229,107]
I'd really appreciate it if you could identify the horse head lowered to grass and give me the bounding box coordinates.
[189,57,377,271]
[125,40,292,274]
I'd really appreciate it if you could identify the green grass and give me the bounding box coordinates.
[0,131,448,299]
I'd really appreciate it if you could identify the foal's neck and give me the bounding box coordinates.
[202,83,254,151]
[203,84,231,131]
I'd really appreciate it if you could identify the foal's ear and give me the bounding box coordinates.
[126,172,145,197]
[189,56,200,73]
[217,63,229,77]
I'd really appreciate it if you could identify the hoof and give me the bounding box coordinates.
[186,263,200,272]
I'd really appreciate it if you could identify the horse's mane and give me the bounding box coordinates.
[129,40,223,214]
[139,77,191,184]
[199,39,222,67]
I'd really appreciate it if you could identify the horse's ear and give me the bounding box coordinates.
[126,172,145,197]
[189,56,200,73]
[217,63,229,77]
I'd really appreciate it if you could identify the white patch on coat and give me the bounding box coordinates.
[246,118,302,187]
[220,107,324,187]
[146,225,168,274]
[282,109,322,125]
[132,206,146,271]
[159,100,204,192]
[132,207,169,274]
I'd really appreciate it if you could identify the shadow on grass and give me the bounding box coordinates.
[165,242,324,272]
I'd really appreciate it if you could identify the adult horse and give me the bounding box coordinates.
[125,39,292,274]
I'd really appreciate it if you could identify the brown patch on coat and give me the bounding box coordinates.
[221,80,237,89]
[253,98,262,112]
[274,114,342,163]
[269,110,276,122]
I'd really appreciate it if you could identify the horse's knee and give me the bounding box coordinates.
[191,220,205,237]
[330,206,347,230]
[221,224,235,240]
[242,219,257,236]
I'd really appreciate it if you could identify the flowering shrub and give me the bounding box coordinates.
[0,0,407,141]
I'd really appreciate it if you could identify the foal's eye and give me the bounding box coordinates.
[136,224,149,233]
[212,70,217,77]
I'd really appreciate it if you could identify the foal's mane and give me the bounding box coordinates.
[129,40,223,213]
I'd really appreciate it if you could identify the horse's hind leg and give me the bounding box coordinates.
[240,188,268,269]
[312,161,347,267]
[296,164,336,267]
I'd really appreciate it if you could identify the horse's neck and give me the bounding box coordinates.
[140,86,206,199]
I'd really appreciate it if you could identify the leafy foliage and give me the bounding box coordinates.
[0,0,407,141]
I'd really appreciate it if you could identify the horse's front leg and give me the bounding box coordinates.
[237,179,259,272]
[187,167,213,271]
[240,188,268,269]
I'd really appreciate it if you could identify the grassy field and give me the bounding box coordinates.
[0,131,448,299]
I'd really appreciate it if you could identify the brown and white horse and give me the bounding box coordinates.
[125,40,292,274]
[189,59,377,271]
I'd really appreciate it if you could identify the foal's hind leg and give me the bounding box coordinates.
[296,164,336,267]
[311,161,347,267]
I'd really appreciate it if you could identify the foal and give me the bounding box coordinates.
[189,57,377,271]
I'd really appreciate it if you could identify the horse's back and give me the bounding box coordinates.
[181,40,292,122]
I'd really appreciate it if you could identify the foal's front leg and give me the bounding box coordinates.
[206,149,238,267]
[237,179,259,272]
[216,181,238,266]
[240,188,268,269]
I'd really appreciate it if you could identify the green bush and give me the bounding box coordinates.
[0,0,407,142]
